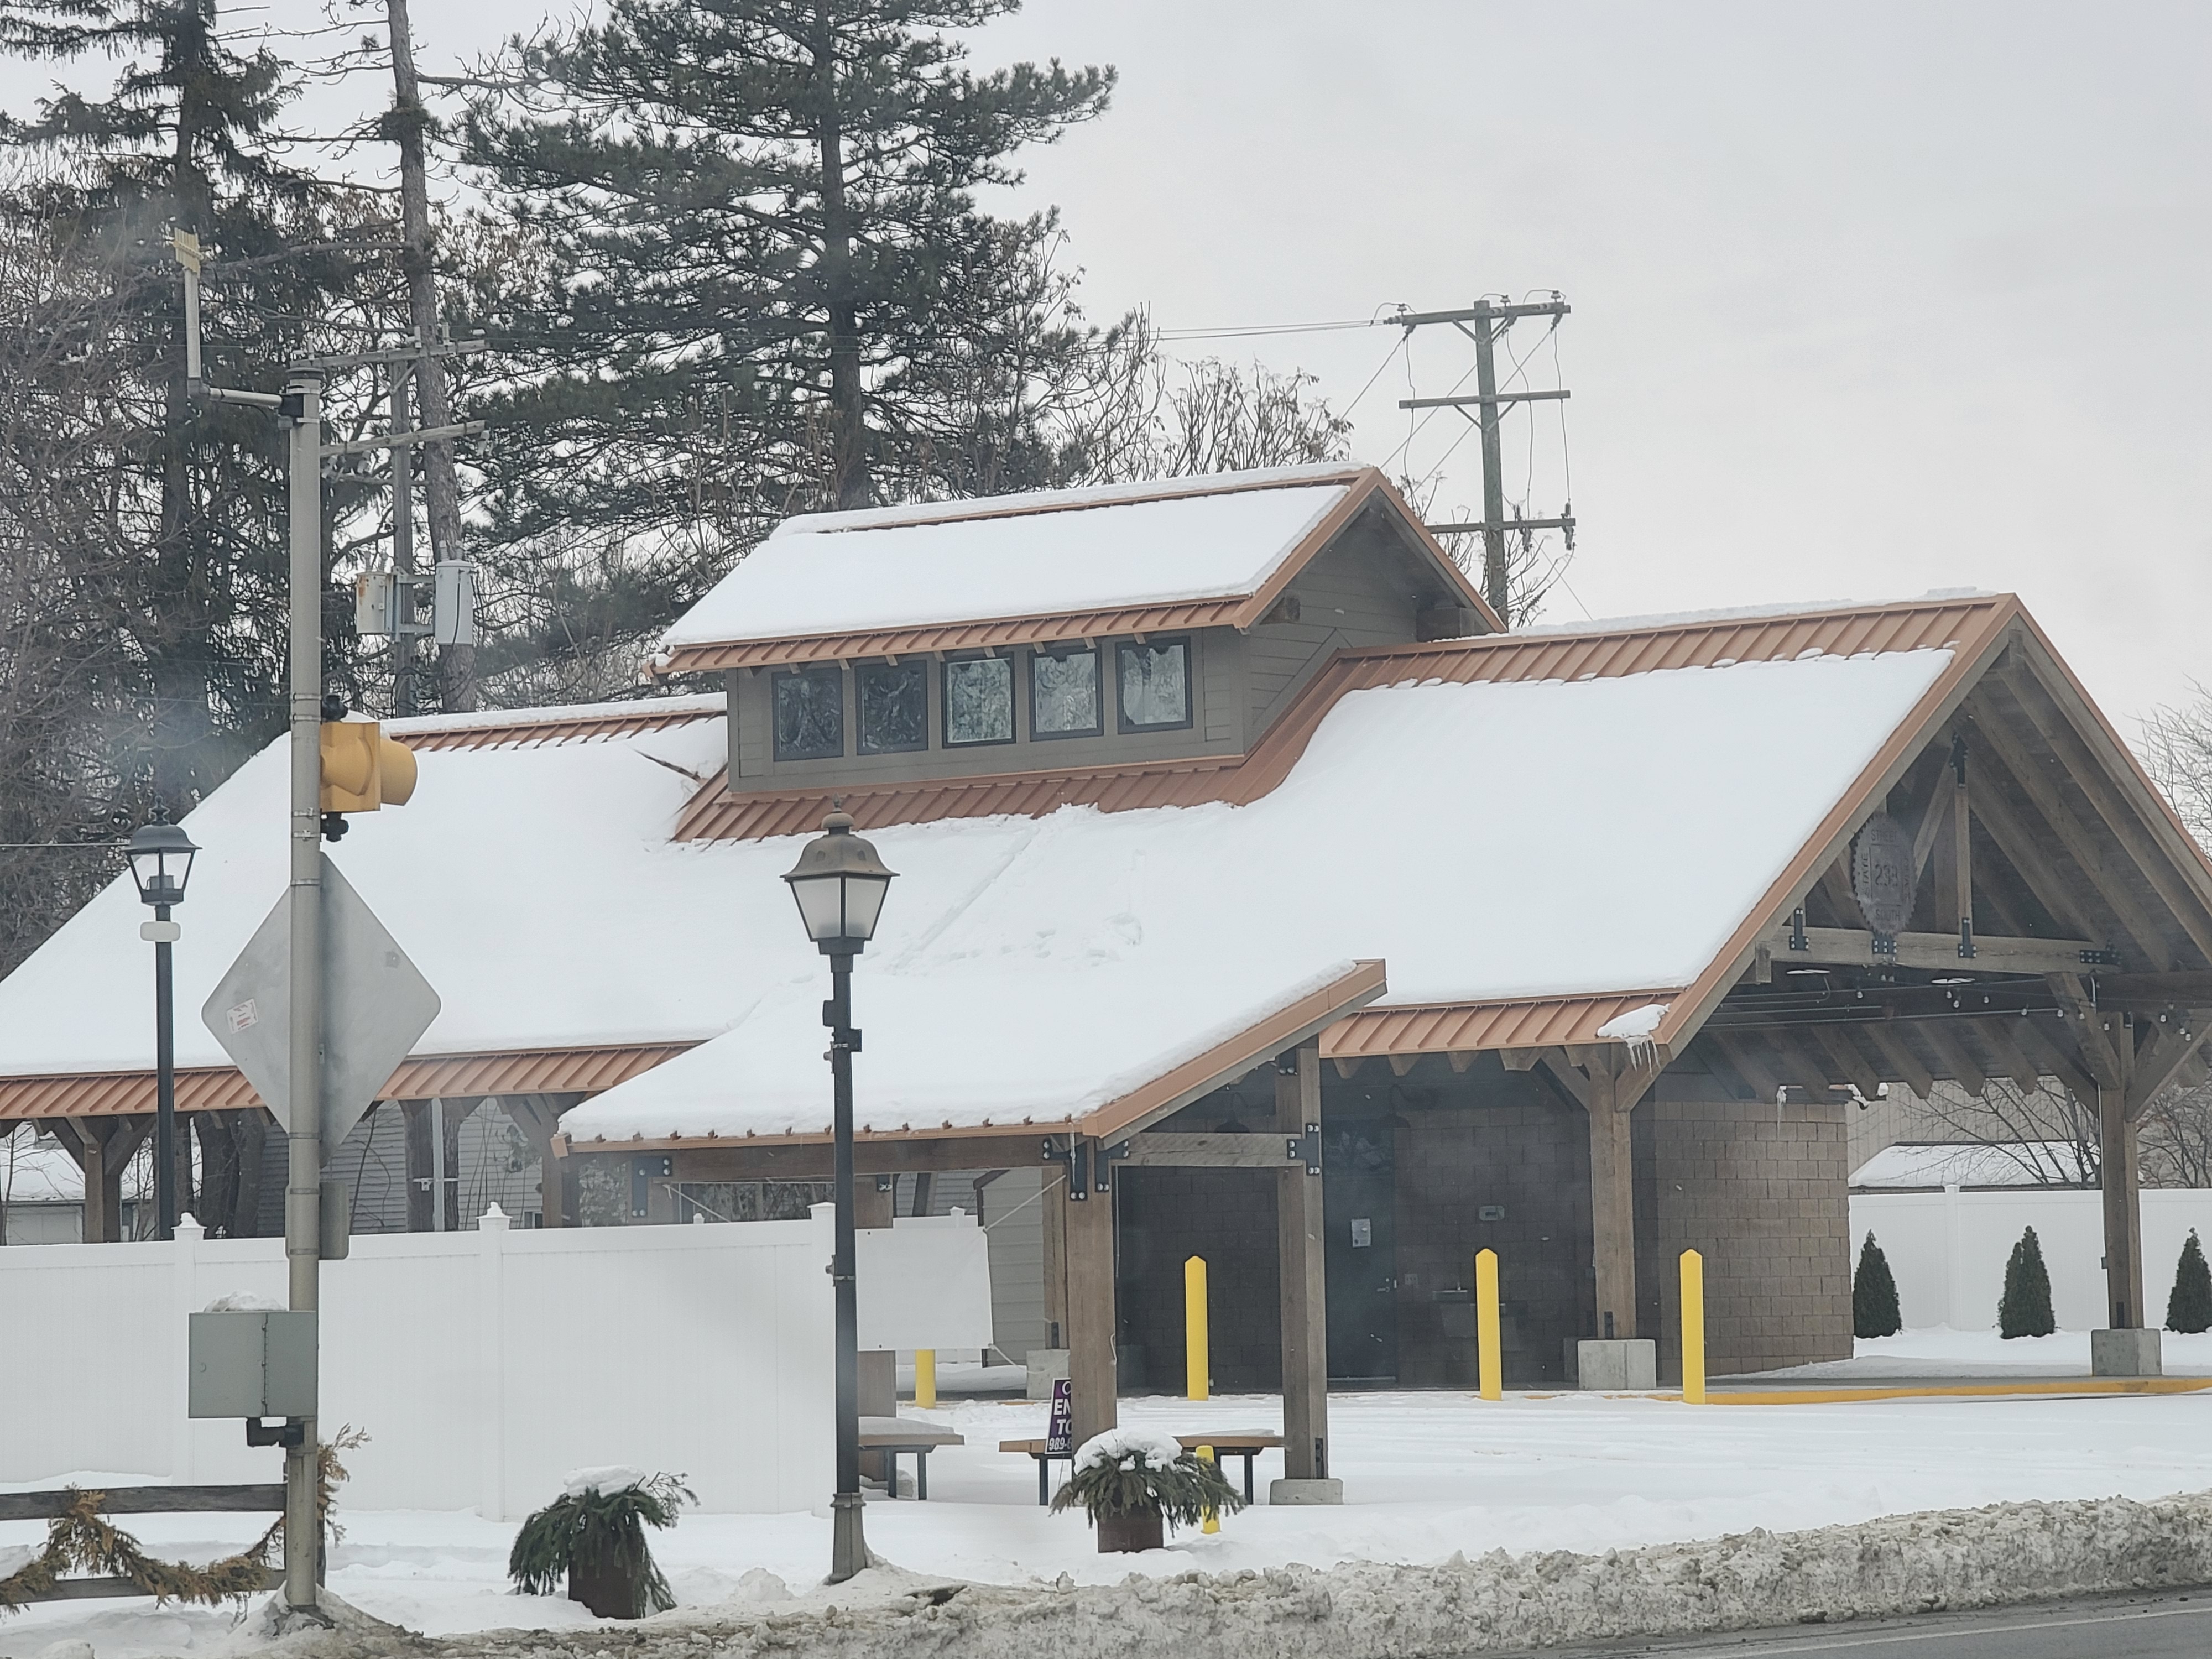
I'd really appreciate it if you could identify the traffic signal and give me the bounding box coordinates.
[319,703,417,839]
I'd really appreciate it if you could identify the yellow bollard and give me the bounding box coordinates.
[1186,1255,1209,1401]
[1681,1249,1706,1404]
[1197,1444,1220,1533]
[916,1348,937,1409]
[1475,1248,1503,1401]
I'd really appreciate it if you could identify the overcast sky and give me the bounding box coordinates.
[7,1,2207,729]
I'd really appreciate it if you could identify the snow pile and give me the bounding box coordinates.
[662,472,1352,648]
[1073,1428,1185,1473]
[561,1466,646,1499]
[203,1292,285,1313]
[399,1493,2212,1659]
[1595,1002,1668,1041]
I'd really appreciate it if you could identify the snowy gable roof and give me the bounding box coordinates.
[0,598,2001,1133]
[653,464,1488,671]
[1849,1141,2094,1189]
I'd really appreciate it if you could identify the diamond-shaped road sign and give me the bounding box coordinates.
[202,854,440,1161]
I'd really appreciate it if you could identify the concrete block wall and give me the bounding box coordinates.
[1635,1098,1853,1381]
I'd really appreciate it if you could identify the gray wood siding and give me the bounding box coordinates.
[1245,520,1428,739]
[726,628,1244,793]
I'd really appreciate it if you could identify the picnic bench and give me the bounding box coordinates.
[860,1416,963,1500]
[999,1432,1285,1506]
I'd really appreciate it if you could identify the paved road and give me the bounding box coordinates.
[1521,1589,2212,1657]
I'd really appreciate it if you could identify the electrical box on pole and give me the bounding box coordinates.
[432,560,478,648]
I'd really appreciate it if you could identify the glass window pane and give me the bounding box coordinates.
[1030,649,1100,738]
[773,667,844,760]
[1117,639,1191,731]
[857,661,927,754]
[943,656,1014,745]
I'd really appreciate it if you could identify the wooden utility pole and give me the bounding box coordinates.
[383,0,474,710]
[1397,296,1574,622]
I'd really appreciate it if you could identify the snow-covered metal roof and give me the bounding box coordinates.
[651,464,1494,672]
[0,598,1997,1141]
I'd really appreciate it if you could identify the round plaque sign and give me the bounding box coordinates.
[1850,812,1915,937]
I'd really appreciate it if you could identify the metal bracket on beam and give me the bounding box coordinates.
[1285,1123,1321,1176]
[2080,948,2122,967]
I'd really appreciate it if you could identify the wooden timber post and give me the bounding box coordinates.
[1275,1040,1329,1482]
[2052,975,2147,1330]
[79,1125,106,1242]
[1065,1137,1119,1444]
[1041,1159,1070,1351]
[1526,1048,1660,1343]
[53,1117,151,1242]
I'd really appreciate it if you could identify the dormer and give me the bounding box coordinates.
[652,463,1499,795]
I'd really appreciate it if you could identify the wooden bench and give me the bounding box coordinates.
[999,1432,1285,1506]
[860,1416,963,1500]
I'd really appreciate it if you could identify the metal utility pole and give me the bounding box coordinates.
[389,371,417,716]
[281,368,325,1613]
[1397,296,1574,622]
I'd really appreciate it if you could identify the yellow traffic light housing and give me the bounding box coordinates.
[319,716,418,826]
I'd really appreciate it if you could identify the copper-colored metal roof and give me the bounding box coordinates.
[1323,992,1682,1060]
[396,701,722,754]
[0,1045,692,1123]
[682,595,2015,844]
[655,468,1501,674]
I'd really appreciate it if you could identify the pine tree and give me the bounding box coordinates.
[1853,1232,1902,1339]
[1998,1225,2056,1338]
[2168,1229,2212,1334]
[457,0,1117,592]
[0,0,383,807]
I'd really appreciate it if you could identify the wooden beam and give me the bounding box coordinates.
[1818,859,1858,925]
[2011,1014,2100,1107]
[657,1135,1034,1182]
[2128,1018,2212,1120]
[1332,1057,1364,1081]
[1119,1133,1292,1170]
[1276,1043,1329,1481]
[1713,1035,1784,1103]
[1968,1017,2046,1096]
[2002,659,2212,968]
[1530,1050,1590,1109]
[499,1097,570,1228]
[2046,973,2122,1091]
[2098,1032,2145,1328]
[1961,752,2100,942]
[1917,1022,1989,1098]
[1860,1022,1937,1099]
[1577,1049,1662,1343]
[0,1484,286,1524]
[1065,1140,1118,1444]
[2097,973,2212,1006]
[1761,924,2101,975]
[1387,1054,1418,1078]
[1975,708,2178,972]
[1812,1024,1886,1100]
[1447,1051,1478,1073]
[1041,1160,1068,1351]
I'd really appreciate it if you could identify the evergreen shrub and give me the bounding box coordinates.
[1853,1232,1902,1339]
[508,1470,691,1619]
[1998,1225,2056,1338]
[2168,1229,2212,1334]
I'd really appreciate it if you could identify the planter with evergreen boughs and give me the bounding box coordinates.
[1050,1429,1245,1553]
[1999,1225,2056,1339]
[2170,1229,2212,1334]
[508,1469,692,1619]
[1853,1232,1901,1339]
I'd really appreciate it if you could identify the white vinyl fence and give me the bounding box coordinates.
[0,1204,983,1519]
[1851,1187,2212,1331]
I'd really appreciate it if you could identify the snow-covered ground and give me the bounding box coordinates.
[9,1338,2212,1657]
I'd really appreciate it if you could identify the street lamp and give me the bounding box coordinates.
[782,807,895,1585]
[127,809,199,1241]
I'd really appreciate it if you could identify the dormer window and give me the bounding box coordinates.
[773,666,844,760]
[943,655,1015,747]
[1030,645,1102,740]
[857,661,927,754]
[1117,637,1192,732]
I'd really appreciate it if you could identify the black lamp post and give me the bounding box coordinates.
[126,809,198,1241]
[781,807,895,1585]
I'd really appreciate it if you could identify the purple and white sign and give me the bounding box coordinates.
[1046,1377,1073,1455]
